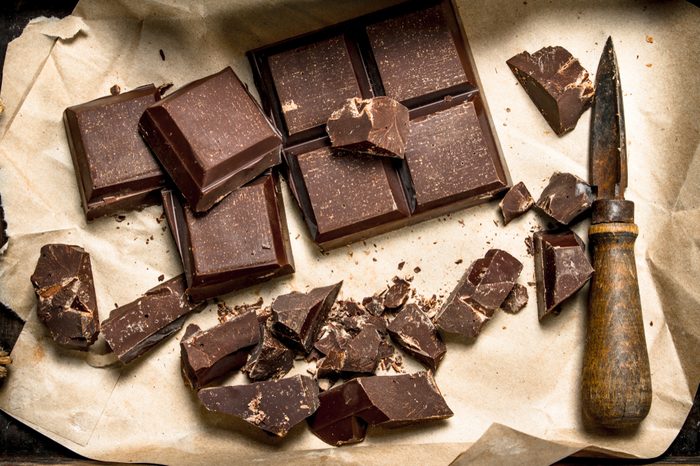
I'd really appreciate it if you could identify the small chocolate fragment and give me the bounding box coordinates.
[535,172,594,225]
[327,97,409,159]
[499,181,534,225]
[0,194,6,251]
[506,46,594,135]
[500,283,529,314]
[435,249,523,337]
[139,67,282,212]
[316,325,382,377]
[180,312,260,389]
[362,295,385,316]
[270,282,342,353]
[243,325,294,381]
[387,303,446,371]
[30,244,99,350]
[64,85,165,220]
[101,275,203,364]
[308,371,453,446]
[198,374,320,437]
[383,277,411,310]
[534,230,594,320]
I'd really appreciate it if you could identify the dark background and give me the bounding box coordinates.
[0,0,698,463]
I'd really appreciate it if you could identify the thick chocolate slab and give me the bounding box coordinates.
[198,374,320,437]
[101,275,203,364]
[161,171,294,301]
[64,85,165,220]
[139,67,282,212]
[30,244,99,350]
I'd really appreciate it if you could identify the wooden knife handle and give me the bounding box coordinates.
[581,221,652,429]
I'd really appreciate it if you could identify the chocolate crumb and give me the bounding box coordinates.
[115,215,126,222]
[157,82,174,96]
[413,266,421,274]
[109,84,121,96]
[646,35,654,44]
[159,49,166,60]
[398,261,405,270]
[455,259,463,265]
[525,237,534,256]
[157,274,165,282]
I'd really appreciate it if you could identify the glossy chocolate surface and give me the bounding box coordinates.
[535,172,594,225]
[161,172,294,301]
[64,85,165,219]
[499,181,534,225]
[387,303,445,371]
[242,324,294,381]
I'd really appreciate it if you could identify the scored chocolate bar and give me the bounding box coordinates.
[249,0,509,248]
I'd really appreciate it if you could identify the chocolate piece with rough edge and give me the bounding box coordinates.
[242,325,294,382]
[499,181,534,225]
[139,67,282,213]
[534,230,594,320]
[387,303,446,371]
[101,275,204,364]
[30,244,99,350]
[435,249,523,337]
[316,325,382,377]
[383,277,411,310]
[535,172,594,225]
[366,4,470,104]
[161,171,294,302]
[0,194,6,250]
[308,371,453,446]
[506,46,594,135]
[500,283,529,314]
[362,295,385,316]
[198,374,320,437]
[63,85,165,220]
[327,97,409,159]
[270,282,343,353]
[180,311,260,389]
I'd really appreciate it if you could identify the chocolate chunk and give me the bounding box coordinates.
[534,230,594,320]
[362,295,385,316]
[161,172,294,301]
[500,283,529,314]
[308,371,453,446]
[267,35,369,138]
[313,325,349,356]
[0,194,6,250]
[30,244,99,350]
[198,374,320,437]
[270,282,342,353]
[63,85,165,220]
[387,303,446,371]
[180,311,260,389]
[139,67,282,212]
[435,249,523,337]
[383,276,411,310]
[327,97,409,159]
[341,313,387,336]
[316,325,382,377]
[101,275,203,364]
[499,181,534,225]
[336,300,366,317]
[366,5,470,103]
[535,172,594,225]
[243,325,294,382]
[506,46,594,135]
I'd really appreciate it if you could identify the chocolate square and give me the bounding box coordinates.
[64,85,165,220]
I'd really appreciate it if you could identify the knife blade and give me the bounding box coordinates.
[581,37,652,429]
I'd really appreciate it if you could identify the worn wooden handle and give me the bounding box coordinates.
[581,222,652,429]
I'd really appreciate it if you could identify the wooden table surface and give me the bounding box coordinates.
[0,0,697,463]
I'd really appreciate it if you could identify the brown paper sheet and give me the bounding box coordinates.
[0,0,698,464]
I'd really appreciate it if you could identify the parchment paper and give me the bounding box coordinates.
[0,0,698,464]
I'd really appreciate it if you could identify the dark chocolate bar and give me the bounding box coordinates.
[387,303,445,371]
[30,244,99,350]
[139,67,282,212]
[64,85,165,220]
[536,172,594,225]
[161,171,294,301]
[101,275,203,364]
[180,311,260,389]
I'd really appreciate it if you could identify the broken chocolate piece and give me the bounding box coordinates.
[139,67,282,212]
[435,249,523,337]
[534,230,594,320]
[387,303,446,371]
[270,282,342,353]
[101,275,203,364]
[198,374,320,437]
[506,46,594,135]
[499,181,534,225]
[500,283,529,314]
[535,172,594,225]
[180,311,260,389]
[30,244,99,350]
[362,295,385,316]
[243,325,294,381]
[327,97,409,159]
[308,371,453,446]
[383,277,411,310]
[316,325,382,377]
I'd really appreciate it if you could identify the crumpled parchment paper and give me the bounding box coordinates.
[0,0,698,464]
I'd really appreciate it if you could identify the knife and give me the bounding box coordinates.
[581,37,652,429]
